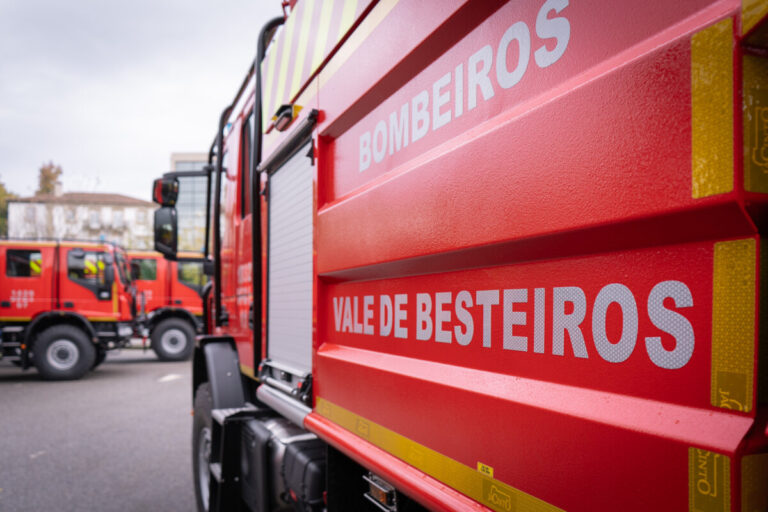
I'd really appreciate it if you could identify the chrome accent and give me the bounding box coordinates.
[256,384,311,427]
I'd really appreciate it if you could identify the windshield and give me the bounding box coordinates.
[115,249,131,286]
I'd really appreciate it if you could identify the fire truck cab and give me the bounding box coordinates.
[0,239,136,380]
[129,250,204,361]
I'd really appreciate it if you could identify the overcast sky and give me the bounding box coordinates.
[0,0,283,200]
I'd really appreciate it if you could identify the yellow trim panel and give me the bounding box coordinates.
[743,53,768,192]
[711,238,756,412]
[316,397,562,512]
[691,18,734,198]
[688,447,730,512]
[743,0,768,35]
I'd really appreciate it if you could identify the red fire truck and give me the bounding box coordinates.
[0,239,136,380]
[128,250,204,361]
[154,0,768,510]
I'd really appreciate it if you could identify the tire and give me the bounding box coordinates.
[192,383,213,512]
[151,318,195,361]
[34,325,96,380]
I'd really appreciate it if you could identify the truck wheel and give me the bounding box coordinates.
[192,383,213,512]
[151,318,194,361]
[34,325,96,380]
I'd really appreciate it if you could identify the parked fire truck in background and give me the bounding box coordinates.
[154,0,768,510]
[0,239,136,380]
[128,250,204,361]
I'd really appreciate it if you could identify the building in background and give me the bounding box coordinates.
[7,191,155,249]
[170,152,208,255]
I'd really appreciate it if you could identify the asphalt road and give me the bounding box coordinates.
[0,346,196,512]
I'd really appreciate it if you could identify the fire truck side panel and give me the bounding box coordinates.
[0,244,55,321]
[312,238,758,510]
[317,3,746,276]
[132,252,169,311]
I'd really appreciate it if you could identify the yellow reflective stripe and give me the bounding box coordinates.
[742,453,768,511]
[239,363,259,381]
[691,18,734,198]
[688,448,730,512]
[112,282,118,314]
[311,0,335,73]
[743,54,768,192]
[274,8,299,121]
[337,0,359,42]
[319,0,400,90]
[743,0,768,35]
[88,317,116,322]
[711,238,756,412]
[262,39,280,133]
[316,397,562,512]
[0,316,32,321]
[290,0,316,101]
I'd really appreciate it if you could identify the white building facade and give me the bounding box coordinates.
[8,192,155,249]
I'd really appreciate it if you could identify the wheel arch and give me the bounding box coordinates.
[192,336,246,409]
[148,307,201,334]
[26,312,96,347]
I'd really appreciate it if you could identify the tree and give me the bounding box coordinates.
[37,162,63,195]
[0,178,17,237]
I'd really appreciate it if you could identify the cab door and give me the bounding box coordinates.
[131,254,166,312]
[0,244,53,321]
[60,246,116,320]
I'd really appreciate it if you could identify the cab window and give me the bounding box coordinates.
[6,250,42,277]
[132,258,157,280]
[178,261,207,294]
[68,250,112,299]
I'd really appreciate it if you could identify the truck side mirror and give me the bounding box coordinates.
[154,207,178,258]
[152,177,179,207]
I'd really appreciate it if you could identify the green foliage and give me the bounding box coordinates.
[37,162,63,195]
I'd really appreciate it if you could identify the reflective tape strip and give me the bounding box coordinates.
[319,0,400,90]
[311,0,336,73]
[289,0,316,99]
[743,0,768,35]
[239,363,258,381]
[262,33,280,133]
[688,447,730,512]
[711,238,756,412]
[316,397,562,512]
[112,282,118,314]
[0,316,32,321]
[273,9,299,121]
[691,18,734,198]
[742,453,768,511]
[337,0,359,43]
[742,54,768,192]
